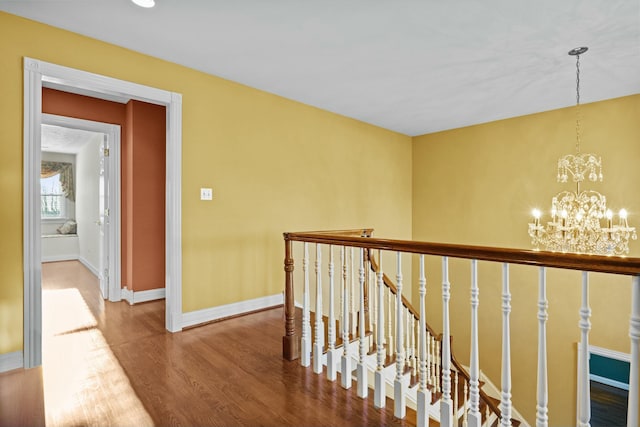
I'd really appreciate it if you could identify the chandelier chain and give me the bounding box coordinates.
[575,53,582,155]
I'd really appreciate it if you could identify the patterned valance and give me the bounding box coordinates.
[41,161,75,202]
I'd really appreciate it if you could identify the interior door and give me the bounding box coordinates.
[98,135,110,299]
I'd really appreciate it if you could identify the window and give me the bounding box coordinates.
[41,173,67,219]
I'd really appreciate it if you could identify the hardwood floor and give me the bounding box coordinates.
[1,261,416,426]
[590,381,628,427]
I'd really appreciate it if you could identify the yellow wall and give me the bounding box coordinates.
[3,10,639,425]
[412,94,640,425]
[0,12,412,354]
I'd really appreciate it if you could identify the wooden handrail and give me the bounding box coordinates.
[284,232,640,276]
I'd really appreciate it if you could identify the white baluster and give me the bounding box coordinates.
[388,289,393,358]
[370,255,376,339]
[341,246,351,389]
[402,305,411,368]
[435,339,441,393]
[351,247,357,337]
[301,242,311,367]
[577,271,591,427]
[628,275,640,427]
[412,317,418,372]
[468,259,481,427]
[327,245,339,381]
[394,251,406,419]
[454,370,460,425]
[313,244,324,374]
[375,251,386,408]
[463,381,469,427]
[536,267,549,427]
[430,335,436,388]
[485,406,491,427]
[426,331,432,387]
[417,254,431,427]
[500,263,513,427]
[441,256,453,427]
[357,248,368,398]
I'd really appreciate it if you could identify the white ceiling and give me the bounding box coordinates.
[2,0,639,136]
[42,124,103,154]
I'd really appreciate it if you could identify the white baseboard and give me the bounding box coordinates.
[42,254,78,263]
[182,293,284,329]
[121,287,166,305]
[78,256,99,278]
[0,351,23,373]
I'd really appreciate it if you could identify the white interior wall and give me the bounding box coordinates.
[76,134,103,274]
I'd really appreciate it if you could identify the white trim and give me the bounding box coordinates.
[43,254,79,263]
[589,345,631,363]
[0,351,24,373]
[121,287,166,305]
[78,256,100,278]
[590,374,630,391]
[23,57,183,368]
[182,294,284,329]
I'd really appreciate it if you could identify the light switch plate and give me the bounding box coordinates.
[200,188,213,200]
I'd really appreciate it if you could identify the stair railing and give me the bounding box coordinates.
[282,229,640,427]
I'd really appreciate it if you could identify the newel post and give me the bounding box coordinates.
[283,234,300,360]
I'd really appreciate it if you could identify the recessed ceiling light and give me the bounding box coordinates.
[131,0,155,8]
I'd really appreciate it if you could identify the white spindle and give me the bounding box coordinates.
[500,263,513,427]
[454,370,460,425]
[388,289,393,357]
[357,248,368,398]
[441,256,453,427]
[431,335,436,388]
[313,244,324,374]
[327,246,339,381]
[412,318,418,371]
[374,251,386,408]
[394,251,406,418]
[341,246,351,389]
[351,247,357,337]
[301,242,311,367]
[417,254,431,427]
[536,267,549,427]
[435,339,441,393]
[468,259,481,427]
[402,305,411,369]
[370,257,376,338]
[628,276,640,427]
[577,271,591,427]
[426,332,432,387]
[463,381,469,427]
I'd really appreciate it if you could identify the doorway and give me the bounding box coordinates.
[40,114,121,301]
[23,57,183,368]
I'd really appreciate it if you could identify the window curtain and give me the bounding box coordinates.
[41,161,75,202]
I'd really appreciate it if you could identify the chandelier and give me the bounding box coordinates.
[527,47,636,256]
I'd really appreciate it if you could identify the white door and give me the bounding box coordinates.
[98,135,110,299]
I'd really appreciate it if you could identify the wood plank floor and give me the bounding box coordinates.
[0,260,417,427]
[590,381,628,427]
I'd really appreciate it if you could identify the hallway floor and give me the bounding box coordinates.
[1,260,416,426]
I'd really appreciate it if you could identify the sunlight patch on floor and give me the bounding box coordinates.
[42,288,154,427]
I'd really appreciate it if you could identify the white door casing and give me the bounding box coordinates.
[24,58,183,368]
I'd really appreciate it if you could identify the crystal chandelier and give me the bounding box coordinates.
[528,47,636,255]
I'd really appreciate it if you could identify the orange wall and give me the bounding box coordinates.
[126,100,166,291]
[42,89,165,292]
